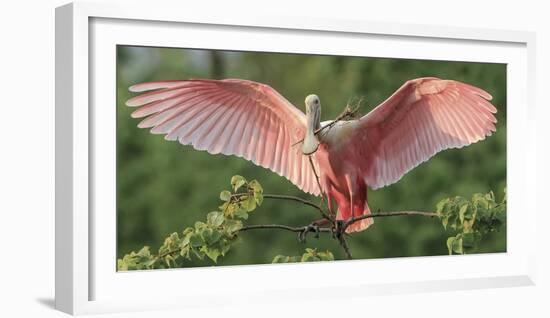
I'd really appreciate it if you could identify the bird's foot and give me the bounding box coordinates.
[298,222,321,243]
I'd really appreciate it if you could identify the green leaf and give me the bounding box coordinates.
[181,232,192,247]
[452,236,464,254]
[180,245,190,259]
[273,249,335,263]
[165,255,175,268]
[249,180,263,194]
[231,175,247,192]
[458,203,469,224]
[245,195,256,212]
[220,239,232,255]
[191,248,205,260]
[183,227,194,235]
[144,259,157,267]
[137,246,151,257]
[446,237,455,255]
[201,228,213,244]
[441,215,449,230]
[207,211,225,227]
[117,259,127,271]
[318,250,335,261]
[202,228,222,245]
[301,254,320,262]
[205,248,221,263]
[194,221,207,230]
[189,233,205,247]
[224,219,243,234]
[447,234,464,255]
[220,201,236,217]
[220,190,232,202]
[272,255,290,263]
[254,192,264,206]
[234,208,249,220]
[436,198,450,215]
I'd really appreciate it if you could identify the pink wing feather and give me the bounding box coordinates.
[126,79,320,196]
[352,77,497,189]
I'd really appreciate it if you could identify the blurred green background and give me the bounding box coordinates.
[117,46,506,266]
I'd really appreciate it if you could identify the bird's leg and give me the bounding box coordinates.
[325,191,334,217]
[321,178,336,219]
[345,174,355,220]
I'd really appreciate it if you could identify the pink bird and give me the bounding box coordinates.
[126,77,497,233]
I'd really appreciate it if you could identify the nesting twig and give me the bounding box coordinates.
[292,97,364,148]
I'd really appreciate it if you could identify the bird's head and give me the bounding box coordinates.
[305,94,321,119]
[302,94,322,155]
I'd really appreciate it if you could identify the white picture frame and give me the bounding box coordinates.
[55,1,537,315]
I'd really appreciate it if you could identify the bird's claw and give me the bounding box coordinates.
[298,223,320,243]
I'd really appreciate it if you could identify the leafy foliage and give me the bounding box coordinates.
[436,189,506,255]
[118,175,263,270]
[118,174,507,270]
[272,248,335,263]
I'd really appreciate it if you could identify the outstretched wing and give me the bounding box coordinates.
[350,77,497,190]
[126,79,320,195]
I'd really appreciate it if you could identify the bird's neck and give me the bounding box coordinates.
[302,110,321,155]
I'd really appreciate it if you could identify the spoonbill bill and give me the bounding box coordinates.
[126,77,497,233]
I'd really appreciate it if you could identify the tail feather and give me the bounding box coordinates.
[338,203,374,233]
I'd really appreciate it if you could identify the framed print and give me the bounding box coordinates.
[55,1,537,315]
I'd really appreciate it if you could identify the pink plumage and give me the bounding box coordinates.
[126,77,497,233]
[127,79,320,196]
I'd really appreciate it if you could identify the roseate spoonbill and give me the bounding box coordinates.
[126,77,497,233]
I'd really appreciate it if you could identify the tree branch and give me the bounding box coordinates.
[342,211,438,233]
[238,210,437,260]
[240,224,331,233]
[337,235,353,260]
[239,211,437,235]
